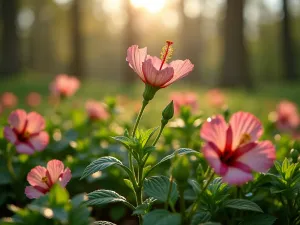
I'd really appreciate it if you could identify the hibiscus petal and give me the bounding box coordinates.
[229,112,263,150]
[236,141,276,173]
[25,186,44,199]
[200,115,228,152]
[142,58,174,87]
[126,45,147,81]
[163,59,194,87]
[4,127,17,144]
[202,143,228,175]
[47,159,64,184]
[60,168,72,187]
[28,131,49,151]
[27,166,49,189]
[16,143,35,155]
[8,109,27,133]
[222,167,253,185]
[26,112,46,134]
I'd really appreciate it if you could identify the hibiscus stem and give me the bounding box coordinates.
[188,171,215,219]
[132,99,149,137]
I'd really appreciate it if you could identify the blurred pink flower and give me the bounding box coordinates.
[126,41,194,88]
[25,159,71,199]
[170,92,198,115]
[206,89,226,108]
[275,100,300,132]
[85,100,109,121]
[26,92,42,107]
[50,74,80,97]
[1,92,18,108]
[4,109,49,155]
[200,112,276,185]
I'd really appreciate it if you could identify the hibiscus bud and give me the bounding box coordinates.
[162,101,174,125]
[172,156,190,185]
[222,106,230,121]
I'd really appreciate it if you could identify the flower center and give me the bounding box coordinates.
[18,130,31,142]
[159,40,174,70]
[41,176,48,183]
[239,133,251,146]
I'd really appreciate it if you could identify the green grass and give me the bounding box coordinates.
[1,73,300,124]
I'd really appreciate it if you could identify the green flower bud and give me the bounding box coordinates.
[222,106,230,121]
[143,84,159,102]
[172,156,190,185]
[162,101,174,124]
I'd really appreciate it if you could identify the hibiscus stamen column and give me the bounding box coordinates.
[159,41,174,70]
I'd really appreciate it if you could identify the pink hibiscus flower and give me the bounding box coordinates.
[275,100,300,133]
[26,92,42,107]
[126,41,194,88]
[85,100,109,121]
[50,74,80,97]
[206,89,226,108]
[200,112,276,185]
[1,92,18,109]
[4,109,49,155]
[25,159,72,199]
[170,92,198,115]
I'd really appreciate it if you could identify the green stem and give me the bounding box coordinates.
[7,155,16,180]
[132,99,148,137]
[152,124,165,146]
[178,184,186,225]
[164,176,174,209]
[188,171,215,219]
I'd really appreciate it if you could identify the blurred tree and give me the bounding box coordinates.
[0,0,21,76]
[220,0,252,88]
[70,0,84,78]
[122,0,138,84]
[282,0,297,81]
[178,0,202,83]
[28,0,56,73]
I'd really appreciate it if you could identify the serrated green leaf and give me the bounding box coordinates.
[239,214,277,225]
[112,136,136,149]
[188,179,201,196]
[94,221,117,225]
[191,211,211,225]
[138,127,159,148]
[143,209,181,225]
[224,199,263,213]
[81,156,124,179]
[144,176,178,204]
[274,161,282,174]
[143,146,156,155]
[145,148,198,176]
[282,158,290,173]
[132,197,156,215]
[86,190,135,210]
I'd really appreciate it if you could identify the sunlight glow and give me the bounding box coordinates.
[53,0,72,5]
[131,0,166,13]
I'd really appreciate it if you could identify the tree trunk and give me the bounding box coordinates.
[282,0,297,81]
[122,0,138,84]
[70,0,84,78]
[178,0,202,83]
[220,0,252,88]
[0,0,21,76]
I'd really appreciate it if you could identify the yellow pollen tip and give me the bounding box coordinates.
[239,133,251,146]
[41,176,48,183]
[160,41,174,63]
[23,131,30,139]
